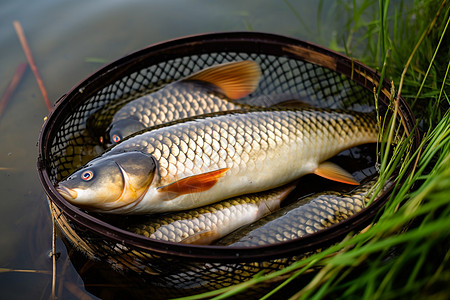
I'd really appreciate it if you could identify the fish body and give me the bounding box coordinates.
[214,177,379,247]
[56,107,378,214]
[102,60,261,146]
[127,184,295,245]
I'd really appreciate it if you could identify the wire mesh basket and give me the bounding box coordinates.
[37,32,420,298]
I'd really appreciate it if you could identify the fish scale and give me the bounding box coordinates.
[57,107,378,214]
[215,177,380,247]
[100,107,377,213]
[113,82,243,127]
[126,185,294,244]
[94,60,262,146]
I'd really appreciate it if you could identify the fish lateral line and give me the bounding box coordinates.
[313,161,360,185]
[156,168,230,201]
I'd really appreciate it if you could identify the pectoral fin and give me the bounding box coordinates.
[314,161,360,185]
[180,229,221,245]
[185,60,261,99]
[157,168,230,201]
[257,183,297,218]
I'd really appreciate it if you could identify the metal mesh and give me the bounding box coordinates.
[38,32,419,298]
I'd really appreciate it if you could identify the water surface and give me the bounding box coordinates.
[0,1,386,299]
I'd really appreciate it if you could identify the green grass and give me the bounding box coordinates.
[182,0,450,299]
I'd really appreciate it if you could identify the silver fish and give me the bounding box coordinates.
[127,184,295,245]
[100,60,261,146]
[214,176,381,247]
[56,107,378,214]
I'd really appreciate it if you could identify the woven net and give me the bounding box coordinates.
[38,32,418,298]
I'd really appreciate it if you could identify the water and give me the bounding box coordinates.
[0,1,385,299]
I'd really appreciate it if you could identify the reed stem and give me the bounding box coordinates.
[0,63,27,118]
[13,21,52,112]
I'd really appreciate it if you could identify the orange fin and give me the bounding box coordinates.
[185,60,261,99]
[180,229,221,245]
[157,168,230,201]
[314,161,360,185]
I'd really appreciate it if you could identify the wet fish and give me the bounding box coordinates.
[214,177,380,247]
[56,107,378,214]
[100,60,261,146]
[126,184,295,245]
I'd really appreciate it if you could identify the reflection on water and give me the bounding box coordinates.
[0,0,386,299]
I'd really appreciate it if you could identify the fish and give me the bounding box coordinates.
[99,60,261,146]
[126,184,295,245]
[214,176,381,247]
[56,107,378,214]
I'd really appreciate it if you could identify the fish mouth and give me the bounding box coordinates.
[56,185,78,201]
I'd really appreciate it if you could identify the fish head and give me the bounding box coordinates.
[56,151,156,211]
[101,118,146,146]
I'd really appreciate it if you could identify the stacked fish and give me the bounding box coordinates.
[56,60,379,246]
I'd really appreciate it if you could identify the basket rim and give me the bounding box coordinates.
[37,31,420,262]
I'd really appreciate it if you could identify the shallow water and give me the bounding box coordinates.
[0,1,397,299]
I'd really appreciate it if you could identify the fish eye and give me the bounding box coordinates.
[81,170,94,181]
[112,134,121,143]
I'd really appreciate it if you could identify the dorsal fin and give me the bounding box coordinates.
[185,61,262,99]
